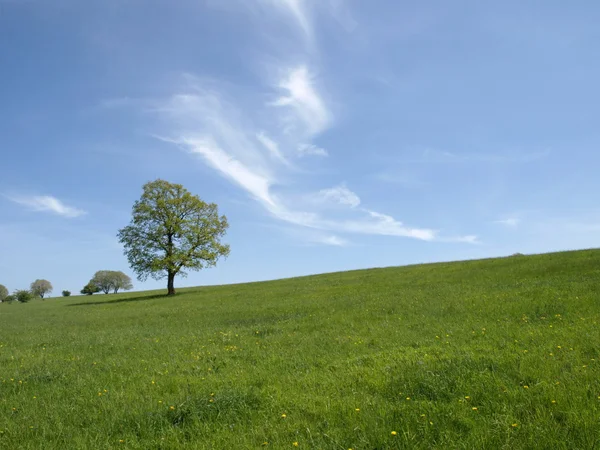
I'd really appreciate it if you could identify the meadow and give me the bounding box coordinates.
[1,249,600,449]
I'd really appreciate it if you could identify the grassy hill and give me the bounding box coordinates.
[1,249,600,449]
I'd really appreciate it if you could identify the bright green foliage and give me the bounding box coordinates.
[1,249,600,449]
[13,289,32,303]
[80,283,100,295]
[118,179,229,295]
[0,284,8,302]
[62,290,71,297]
[30,279,53,299]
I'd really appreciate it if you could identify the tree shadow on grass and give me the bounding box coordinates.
[67,293,171,307]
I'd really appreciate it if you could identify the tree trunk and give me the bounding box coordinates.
[167,271,176,296]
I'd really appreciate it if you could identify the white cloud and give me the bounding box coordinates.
[318,184,360,208]
[182,136,277,208]
[272,65,332,136]
[267,203,437,241]
[319,235,348,246]
[494,218,520,227]
[341,211,436,241]
[7,195,86,218]
[276,0,311,37]
[150,77,470,245]
[443,235,480,244]
[256,131,292,166]
[256,0,355,38]
[156,89,277,180]
[298,143,328,157]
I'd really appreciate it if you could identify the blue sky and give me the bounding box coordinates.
[1,0,600,294]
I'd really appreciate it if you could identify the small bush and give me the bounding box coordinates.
[14,290,33,303]
[62,290,71,297]
[81,283,100,295]
[3,295,15,304]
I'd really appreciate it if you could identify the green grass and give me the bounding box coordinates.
[1,249,600,449]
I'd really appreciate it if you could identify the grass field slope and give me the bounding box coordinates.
[1,249,600,449]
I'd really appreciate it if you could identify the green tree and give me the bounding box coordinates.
[110,271,133,294]
[89,270,133,294]
[31,279,53,299]
[0,284,8,302]
[62,290,71,297]
[81,283,100,296]
[4,295,15,304]
[118,179,230,295]
[14,290,33,303]
[90,271,114,294]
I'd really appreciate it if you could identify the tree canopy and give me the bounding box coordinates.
[81,283,100,296]
[90,270,133,294]
[90,271,113,294]
[0,284,8,302]
[31,279,53,299]
[110,271,133,294]
[118,179,230,295]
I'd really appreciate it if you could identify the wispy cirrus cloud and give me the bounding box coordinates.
[268,0,311,37]
[320,234,348,246]
[136,1,472,247]
[272,65,332,136]
[6,195,86,218]
[256,131,292,167]
[151,75,447,245]
[298,143,328,157]
[494,217,520,227]
[317,184,360,208]
[256,0,356,39]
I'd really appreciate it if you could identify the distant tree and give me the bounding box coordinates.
[90,271,114,294]
[62,290,71,297]
[118,179,230,296]
[110,271,133,294]
[81,283,100,296]
[4,295,15,304]
[0,284,8,302]
[14,290,33,303]
[31,279,53,299]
